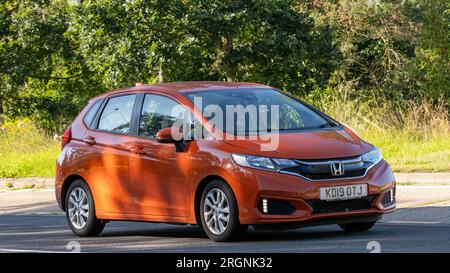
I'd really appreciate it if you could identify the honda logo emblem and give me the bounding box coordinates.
[330,162,344,176]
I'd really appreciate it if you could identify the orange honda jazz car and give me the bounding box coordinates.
[55,81,396,242]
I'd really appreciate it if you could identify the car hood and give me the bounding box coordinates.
[223,127,372,160]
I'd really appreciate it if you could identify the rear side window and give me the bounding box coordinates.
[83,99,103,129]
[98,95,136,134]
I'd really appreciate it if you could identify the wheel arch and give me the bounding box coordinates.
[194,175,236,226]
[61,174,87,212]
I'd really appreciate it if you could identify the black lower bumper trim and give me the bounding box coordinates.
[252,214,382,231]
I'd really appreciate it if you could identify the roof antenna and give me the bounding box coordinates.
[135,82,145,87]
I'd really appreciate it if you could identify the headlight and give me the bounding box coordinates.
[231,154,298,171]
[362,147,382,165]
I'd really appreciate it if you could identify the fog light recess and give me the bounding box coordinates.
[259,198,295,215]
[381,188,395,207]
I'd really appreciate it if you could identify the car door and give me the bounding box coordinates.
[82,94,138,215]
[128,93,190,217]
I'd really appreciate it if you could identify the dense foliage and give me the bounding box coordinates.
[0,0,449,134]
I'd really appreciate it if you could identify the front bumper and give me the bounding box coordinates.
[235,160,396,225]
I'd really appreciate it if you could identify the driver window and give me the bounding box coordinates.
[139,94,187,138]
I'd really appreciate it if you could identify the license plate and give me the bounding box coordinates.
[320,184,368,201]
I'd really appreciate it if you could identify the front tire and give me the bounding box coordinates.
[339,221,376,232]
[199,180,247,242]
[65,179,105,237]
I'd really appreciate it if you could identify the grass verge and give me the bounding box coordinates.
[0,119,59,178]
[363,131,450,172]
[0,148,59,178]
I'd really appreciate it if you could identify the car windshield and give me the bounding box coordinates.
[184,88,333,135]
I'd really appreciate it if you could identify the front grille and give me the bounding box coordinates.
[300,169,367,180]
[307,195,375,214]
[280,156,372,181]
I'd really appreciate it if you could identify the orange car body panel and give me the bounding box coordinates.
[55,82,395,226]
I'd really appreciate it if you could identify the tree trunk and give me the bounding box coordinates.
[0,95,3,115]
[221,35,234,82]
[158,65,164,83]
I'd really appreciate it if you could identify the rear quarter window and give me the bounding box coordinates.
[83,99,103,129]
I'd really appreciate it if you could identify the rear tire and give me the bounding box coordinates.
[339,221,376,232]
[199,180,248,242]
[65,179,105,237]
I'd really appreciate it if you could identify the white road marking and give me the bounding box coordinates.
[11,212,63,215]
[0,230,68,236]
[384,220,442,225]
[0,248,69,253]
[0,212,64,216]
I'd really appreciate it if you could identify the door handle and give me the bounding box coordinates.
[130,146,145,155]
[83,136,96,145]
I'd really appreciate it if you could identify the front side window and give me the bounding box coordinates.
[139,94,186,138]
[98,95,136,134]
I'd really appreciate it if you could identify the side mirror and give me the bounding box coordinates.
[156,127,183,143]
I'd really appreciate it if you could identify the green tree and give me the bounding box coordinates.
[0,0,71,97]
[300,1,423,101]
[68,0,337,94]
[67,0,187,88]
[4,0,447,135]
[414,0,450,103]
[0,0,103,132]
[181,0,338,94]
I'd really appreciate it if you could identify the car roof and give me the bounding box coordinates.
[93,81,272,100]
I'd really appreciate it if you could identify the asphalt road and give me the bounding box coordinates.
[0,214,449,253]
[0,186,449,253]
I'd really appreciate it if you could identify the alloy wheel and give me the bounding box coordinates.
[203,188,230,235]
[68,187,90,229]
